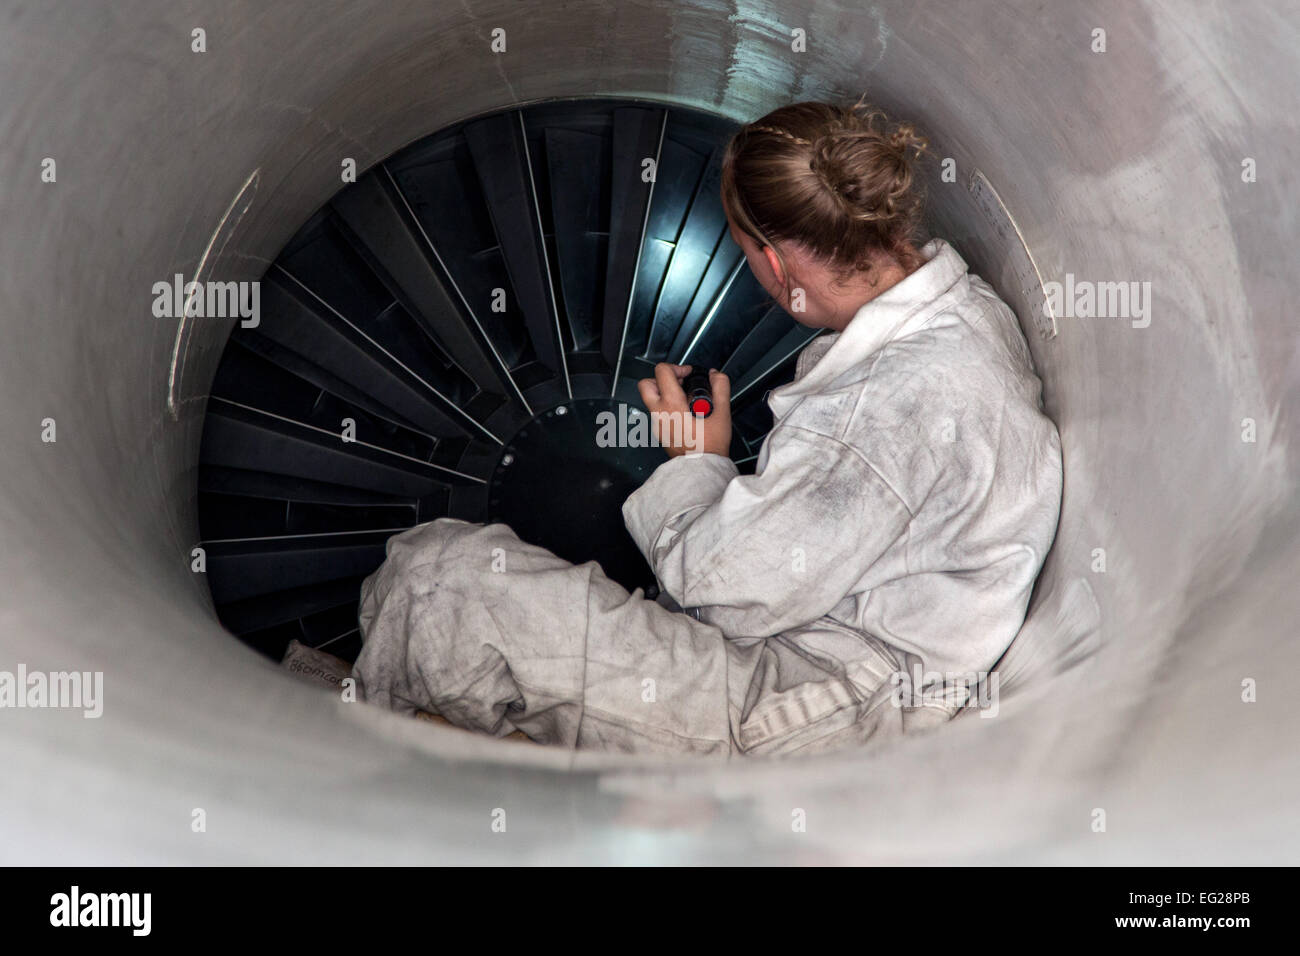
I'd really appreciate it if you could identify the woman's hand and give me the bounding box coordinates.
[636,363,732,459]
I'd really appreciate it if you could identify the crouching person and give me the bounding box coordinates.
[352,99,1062,757]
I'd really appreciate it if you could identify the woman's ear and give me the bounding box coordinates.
[763,245,785,286]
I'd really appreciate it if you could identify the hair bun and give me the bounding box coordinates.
[808,115,927,225]
[721,98,930,283]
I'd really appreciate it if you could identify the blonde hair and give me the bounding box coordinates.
[720,95,929,294]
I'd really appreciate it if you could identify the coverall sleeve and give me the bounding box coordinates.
[621,422,914,638]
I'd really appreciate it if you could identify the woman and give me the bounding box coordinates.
[351,99,1063,757]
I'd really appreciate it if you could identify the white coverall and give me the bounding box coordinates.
[351,239,1063,756]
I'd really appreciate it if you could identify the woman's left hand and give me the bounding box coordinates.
[636,363,732,459]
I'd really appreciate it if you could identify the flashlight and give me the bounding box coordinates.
[683,368,713,418]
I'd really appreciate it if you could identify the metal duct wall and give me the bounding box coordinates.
[1,0,1296,863]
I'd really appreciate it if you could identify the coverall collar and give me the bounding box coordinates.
[769,238,969,417]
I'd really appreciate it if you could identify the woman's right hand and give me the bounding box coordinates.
[636,363,732,459]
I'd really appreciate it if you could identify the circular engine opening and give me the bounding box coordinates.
[196,98,814,666]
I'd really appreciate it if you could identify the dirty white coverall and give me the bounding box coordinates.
[351,239,1063,756]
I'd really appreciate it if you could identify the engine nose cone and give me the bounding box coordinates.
[488,398,666,593]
